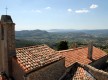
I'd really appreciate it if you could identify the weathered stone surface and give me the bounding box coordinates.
[27,59,65,80]
[84,65,108,80]
[0,15,15,77]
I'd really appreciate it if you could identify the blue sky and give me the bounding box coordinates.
[0,0,108,31]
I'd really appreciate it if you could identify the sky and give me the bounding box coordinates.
[0,0,108,31]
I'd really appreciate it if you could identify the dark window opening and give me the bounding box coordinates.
[1,26,4,40]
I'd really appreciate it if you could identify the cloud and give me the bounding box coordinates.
[90,4,98,9]
[45,7,51,10]
[32,9,42,13]
[75,9,89,13]
[36,10,41,13]
[67,8,72,12]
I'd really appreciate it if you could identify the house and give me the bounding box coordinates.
[0,15,108,80]
[12,44,65,80]
[58,43,108,80]
[59,62,108,80]
[58,43,108,69]
[0,15,65,80]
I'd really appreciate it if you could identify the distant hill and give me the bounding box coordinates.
[15,29,50,40]
[80,29,108,37]
[47,29,77,32]
[15,29,108,50]
[15,29,108,40]
[47,29,108,37]
[15,29,93,48]
[16,29,49,37]
[15,29,94,40]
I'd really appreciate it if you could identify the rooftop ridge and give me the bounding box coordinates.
[59,62,108,80]
[83,64,108,80]
[58,46,87,53]
[84,65,108,75]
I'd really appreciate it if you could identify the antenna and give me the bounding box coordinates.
[5,6,8,15]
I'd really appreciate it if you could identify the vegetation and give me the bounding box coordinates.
[15,29,108,53]
[16,39,41,48]
[57,41,68,51]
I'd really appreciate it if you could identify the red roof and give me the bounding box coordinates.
[59,46,107,67]
[16,44,62,73]
[72,67,96,80]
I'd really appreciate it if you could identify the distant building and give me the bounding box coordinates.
[0,15,108,80]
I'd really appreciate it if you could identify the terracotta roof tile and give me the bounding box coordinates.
[16,44,62,73]
[72,67,96,80]
[59,46,107,67]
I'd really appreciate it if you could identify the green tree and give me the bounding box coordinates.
[57,41,68,51]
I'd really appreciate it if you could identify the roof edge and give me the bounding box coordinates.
[24,57,65,76]
[58,46,87,53]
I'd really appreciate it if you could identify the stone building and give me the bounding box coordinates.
[58,43,108,80]
[59,62,108,80]
[12,44,65,80]
[0,15,15,77]
[0,15,65,80]
[58,43,108,68]
[0,15,108,80]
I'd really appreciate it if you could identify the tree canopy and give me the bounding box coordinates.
[57,41,68,51]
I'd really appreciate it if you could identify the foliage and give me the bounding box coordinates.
[15,29,108,53]
[16,39,41,48]
[103,49,108,53]
[57,41,68,51]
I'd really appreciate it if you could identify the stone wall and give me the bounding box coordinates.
[90,55,108,69]
[84,65,108,80]
[0,22,10,76]
[6,23,15,55]
[0,15,16,76]
[26,58,65,80]
[59,62,108,80]
[12,57,25,80]
[59,63,79,80]
[0,24,3,71]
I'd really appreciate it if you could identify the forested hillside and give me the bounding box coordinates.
[15,29,108,52]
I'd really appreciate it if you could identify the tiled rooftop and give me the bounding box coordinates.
[59,62,97,80]
[72,67,96,80]
[59,62,108,80]
[59,46,107,67]
[16,44,62,73]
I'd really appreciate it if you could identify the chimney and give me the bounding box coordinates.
[88,42,93,60]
